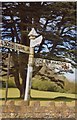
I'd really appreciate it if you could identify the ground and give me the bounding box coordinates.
[0,88,77,106]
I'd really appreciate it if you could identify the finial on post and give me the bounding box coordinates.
[28,28,38,40]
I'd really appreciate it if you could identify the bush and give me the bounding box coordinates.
[32,79,64,92]
[8,80,16,88]
[64,80,77,94]
[2,81,6,88]
[37,80,53,91]
[2,77,16,88]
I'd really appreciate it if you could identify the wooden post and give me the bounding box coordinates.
[5,52,10,102]
[24,36,35,101]
[24,28,38,101]
[24,46,34,101]
[24,28,43,101]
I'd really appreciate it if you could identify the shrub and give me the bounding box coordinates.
[8,80,16,88]
[2,81,6,88]
[32,79,64,92]
[64,80,77,94]
[2,77,16,88]
[37,80,53,91]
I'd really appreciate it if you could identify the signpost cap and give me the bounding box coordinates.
[28,28,38,37]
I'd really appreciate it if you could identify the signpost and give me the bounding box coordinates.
[24,28,43,101]
[0,38,30,102]
[0,40,30,54]
[0,28,43,101]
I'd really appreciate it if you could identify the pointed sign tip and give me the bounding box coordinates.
[28,28,38,37]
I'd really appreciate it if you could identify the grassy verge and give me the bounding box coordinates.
[0,88,76,106]
[0,88,77,100]
[31,89,77,100]
[0,88,20,99]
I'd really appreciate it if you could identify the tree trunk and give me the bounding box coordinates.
[12,52,23,98]
[19,53,29,98]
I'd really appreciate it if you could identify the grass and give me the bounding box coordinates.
[0,88,77,100]
[31,89,77,100]
[0,88,20,99]
[0,88,76,106]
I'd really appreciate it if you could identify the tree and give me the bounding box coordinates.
[1,2,76,98]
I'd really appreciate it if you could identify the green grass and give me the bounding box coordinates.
[31,89,77,100]
[0,88,77,100]
[0,88,20,99]
[0,88,77,106]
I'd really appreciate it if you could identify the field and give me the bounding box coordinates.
[0,88,77,100]
[31,89,77,100]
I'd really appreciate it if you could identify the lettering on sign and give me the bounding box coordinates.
[34,58,68,67]
[0,40,30,54]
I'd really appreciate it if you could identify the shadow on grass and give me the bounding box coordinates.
[0,97,77,102]
[0,97,22,101]
[30,96,77,102]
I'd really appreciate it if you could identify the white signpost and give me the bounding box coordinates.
[24,28,43,101]
[0,28,43,101]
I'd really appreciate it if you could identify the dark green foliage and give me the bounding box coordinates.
[32,79,65,92]
[64,80,77,94]
[8,80,16,88]
[2,81,6,88]
[2,2,76,58]
[2,79,16,88]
